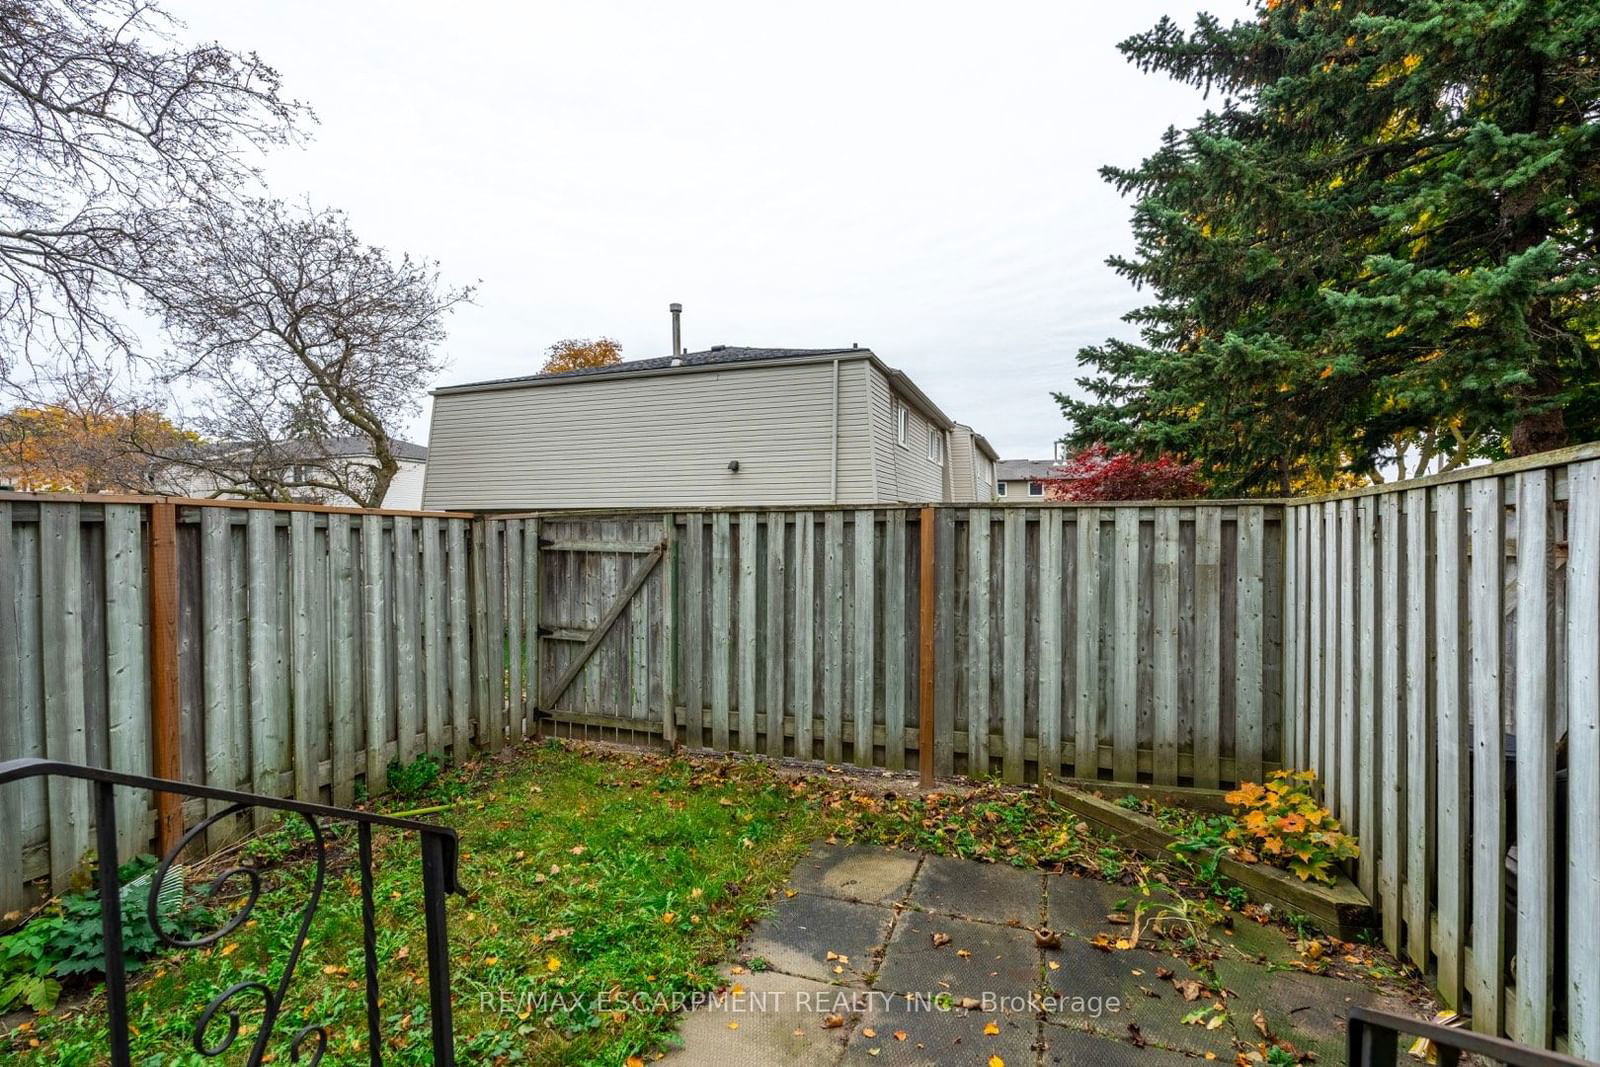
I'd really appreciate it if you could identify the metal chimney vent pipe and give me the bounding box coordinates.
[669,303,682,356]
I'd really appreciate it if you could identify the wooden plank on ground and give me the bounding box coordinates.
[883,511,905,770]
[967,510,992,776]
[1512,470,1553,1047]
[739,512,759,752]
[1193,507,1221,788]
[448,520,473,754]
[394,517,421,763]
[711,512,733,752]
[1567,460,1600,1058]
[328,514,357,806]
[792,512,814,760]
[1403,487,1431,969]
[1075,511,1102,779]
[246,509,283,821]
[853,510,877,767]
[1001,509,1025,783]
[822,511,844,763]
[361,515,390,789]
[1152,508,1180,785]
[1467,476,1506,1035]
[40,505,88,889]
[1037,510,1063,785]
[103,505,149,858]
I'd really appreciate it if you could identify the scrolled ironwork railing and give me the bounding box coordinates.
[0,758,464,1067]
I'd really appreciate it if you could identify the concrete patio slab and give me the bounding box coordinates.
[1043,937,1234,1058]
[740,891,896,985]
[840,999,1037,1065]
[658,969,854,1066]
[1213,914,1304,966]
[788,843,922,906]
[1041,1023,1203,1066]
[874,909,1041,1002]
[1215,959,1413,1063]
[908,854,1043,925]
[1044,874,1134,938]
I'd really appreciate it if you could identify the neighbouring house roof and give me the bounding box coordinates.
[996,458,1062,481]
[433,345,958,430]
[197,436,429,464]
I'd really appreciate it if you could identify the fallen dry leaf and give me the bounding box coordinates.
[1034,928,1062,949]
[1172,978,1205,1002]
[862,1027,876,1038]
[983,1020,1001,1036]
[626,1057,645,1067]
[988,1056,1006,1067]
[932,932,952,948]
[1106,911,1132,925]
[957,949,972,959]
[893,1030,908,1041]
[822,1014,845,1029]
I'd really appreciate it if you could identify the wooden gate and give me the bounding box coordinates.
[534,514,673,745]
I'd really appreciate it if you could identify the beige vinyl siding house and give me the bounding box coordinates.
[947,424,998,502]
[422,347,990,510]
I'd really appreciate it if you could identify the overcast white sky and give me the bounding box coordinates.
[167,1,1218,459]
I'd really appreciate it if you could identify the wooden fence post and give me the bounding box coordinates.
[918,506,935,788]
[147,501,182,855]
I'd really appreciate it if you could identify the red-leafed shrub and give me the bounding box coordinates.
[1043,443,1207,501]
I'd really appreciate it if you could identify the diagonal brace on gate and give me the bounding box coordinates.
[539,541,666,711]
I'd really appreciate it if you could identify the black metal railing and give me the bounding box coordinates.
[1348,1007,1594,1066]
[0,758,464,1067]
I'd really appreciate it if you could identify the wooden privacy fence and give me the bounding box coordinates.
[1286,442,1600,1057]
[509,506,1285,790]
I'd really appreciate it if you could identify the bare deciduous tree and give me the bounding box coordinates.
[148,199,473,508]
[0,0,306,378]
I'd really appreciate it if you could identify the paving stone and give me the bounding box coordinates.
[741,892,896,984]
[841,996,1037,1065]
[1041,1023,1202,1066]
[789,842,921,906]
[658,969,853,1065]
[875,909,1041,1002]
[1215,959,1414,1063]
[1044,874,1137,939]
[1214,915,1303,966]
[908,854,1043,925]
[1043,937,1234,1058]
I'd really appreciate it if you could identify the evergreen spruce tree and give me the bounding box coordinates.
[1062,0,1600,494]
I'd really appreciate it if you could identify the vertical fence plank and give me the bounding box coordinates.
[1403,487,1432,969]
[792,512,814,760]
[1281,507,1299,773]
[1037,510,1062,785]
[146,502,181,853]
[1073,510,1099,778]
[660,516,676,745]
[361,515,390,789]
[448,520,473,754]
[1378,492,1405,954]
[1432,482,1468,1008]
[711,512,733,752]
[0,505,21,912]
[1338,498,1357,824]
[1567,460,1600,1057]
[1152,508,1180,785]
[629,532,649,729]
[245,510,282,817]
[853,510,877,766]
[1234,506,1265,786]
[933,509,956,777]
[1193,507,1221,788]
[1001,509,1025,783]
[883,511,905,770]
[822,511,845,763]
[967,511,991,776]
[739,512,759,753]
[199,507,237,846]
[505,521,525,741]
[1112,508,1140,783]
[1356,499,1379,901]
[328,514,357,806]
[396,517,422,763]
[1468,476,1505,1035]
[40,505,87,889]
[1513,470,1553,1047]
[290,513,318,801]
[484,521,505,751]
[683,515,704,748]
[1320,501,1339,805]
[1307,505,1324,785]
[103,505,149,858]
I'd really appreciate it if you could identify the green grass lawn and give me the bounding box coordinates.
[4,741,1383,1066]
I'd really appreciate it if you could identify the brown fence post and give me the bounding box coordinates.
[147,500,182,854]
[918,506,936,788]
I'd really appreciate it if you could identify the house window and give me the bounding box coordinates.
[997,482,1007,497]
[927,428,944,466]
[1028,482,1044,497]
[896,403,908,447]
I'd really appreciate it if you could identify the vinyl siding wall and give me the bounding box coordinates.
[422,358,879,510]
[867,365,948,502]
